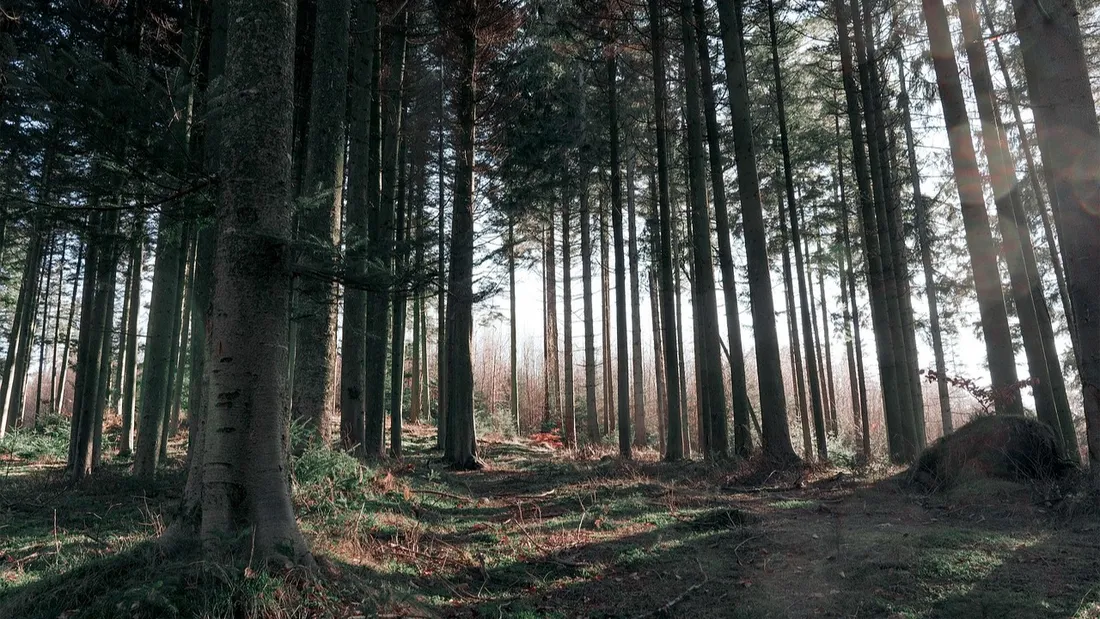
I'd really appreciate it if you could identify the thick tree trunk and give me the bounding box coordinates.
[1009,0,1100,483]
[291,0,352,443]
[921,0,1022,417]
[339,0,377,455]
[443,3,481,470]
[168,0,313,566]
[715,0,797,463]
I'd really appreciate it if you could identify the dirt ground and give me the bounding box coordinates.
[3,425,1100,618]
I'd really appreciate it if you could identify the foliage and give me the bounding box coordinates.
[0,415,70,462]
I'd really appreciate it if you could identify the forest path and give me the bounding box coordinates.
[363,428,1100,618]
[3,425,1100,618]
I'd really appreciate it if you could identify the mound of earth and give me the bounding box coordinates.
[909,415,1074,490]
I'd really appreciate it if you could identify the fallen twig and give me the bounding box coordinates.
[633,558,709,618]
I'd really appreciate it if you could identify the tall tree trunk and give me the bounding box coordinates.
[674,261,691,457]
[161,227,193,458]
[715,0,797,463]
[647,0,684,461]
[543,212,562,428]
[48,236,68,418]
[694,0,751,458]
[1008,0,1100,482]
[291,0,352,442]
[435,43,447,451]
[339,0,377,455]
[649,266,668,455]
[982,0,1078,370]
[581,184,601,445]
[953,0,1065,440]
[442,1,481,470]
[849,0,921,452]
[170,0,313,564]
[833,0,909,460]
[389,136,409,457]
[0,223,44,435]
[508,217,520,433]
[895,51,952,436]
[778,181,813,458]
[562,191,577,447]
[133,213,183,478]
[921,0,1023,417]
[365,8,408,457]
[119,225,142,455]
[91,262,118,467]
[600,194,613,436]
[33,234,57,426]
[71,210,120,481]
[55,245,83,416]
[680,0,728,459]
[814,230,838,435]
[608,48,631,458]
[626,161,647,449]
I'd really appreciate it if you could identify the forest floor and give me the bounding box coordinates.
[3,421,1100,618]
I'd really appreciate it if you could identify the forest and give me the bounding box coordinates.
[1,0,1100,615]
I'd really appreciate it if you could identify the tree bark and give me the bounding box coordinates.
[768,0,826,460]
[442,0,482,470]
[607,49,632,458]
[894,51,952,436]
[921,0,1022,417]
[168,0,313,566]
[1008,0,1100,482]
[715,0,797,463]
[646,0,685,461]
[133,212,183,479]
[562,190,577,447]
[291,0,352,442]
[389,136,409,457]
[832,0,909,460]
[626,161,647,449]
[581,183,601,445]
[339,0,377,455]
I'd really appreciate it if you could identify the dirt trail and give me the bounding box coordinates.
[403,433,1100,618]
